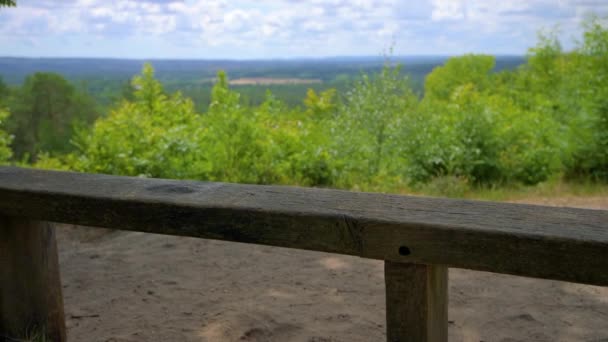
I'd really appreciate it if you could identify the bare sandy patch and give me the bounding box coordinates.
[229,78,322,85]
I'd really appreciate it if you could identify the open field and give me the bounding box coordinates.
[229,78,323,86]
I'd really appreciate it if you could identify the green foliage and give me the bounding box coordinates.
[424,54,495,101]
[403,86,501,184]
[32,152,71,171]
[6,72,98,161]
[0,76,8,103]
[568,17,608,181]
[333,64,417,188]
[73,64,208,179]
[0,108,13,163]
[494,100,560,184]
[0,0,16,7]
[405,58,562,186]
[275,98,335,187]
[418,176,470,198]
[527,30,563,80]
[202,71,275,183]
[304,88,337,119]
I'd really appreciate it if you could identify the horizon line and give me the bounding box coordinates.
[0,54,527,61]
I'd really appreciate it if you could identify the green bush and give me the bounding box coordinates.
[566,18,608,181]
[73,64,209,179]
[0,108,13,163]
[332,64,417,188]
[403,84,560,186]
[403,85,501,184]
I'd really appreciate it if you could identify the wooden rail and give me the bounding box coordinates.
[0,166,607,341]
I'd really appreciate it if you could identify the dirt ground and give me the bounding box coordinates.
[229,78,322,85]
[56,196,608,342]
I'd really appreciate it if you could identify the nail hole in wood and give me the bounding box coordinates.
[398,246,411,256]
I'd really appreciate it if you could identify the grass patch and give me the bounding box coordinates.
[393,175,608,203]
[463,178,608,202]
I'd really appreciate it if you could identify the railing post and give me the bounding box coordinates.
[0,215,66,342]
[385,261,448,342]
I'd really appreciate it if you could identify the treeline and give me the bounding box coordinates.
[0,56,525,111]
[0,73,100,161]
[0,18,606,194]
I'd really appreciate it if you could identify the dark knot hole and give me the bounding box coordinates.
[398,246,411,256]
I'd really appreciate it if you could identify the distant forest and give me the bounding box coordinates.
[0,56,525,110]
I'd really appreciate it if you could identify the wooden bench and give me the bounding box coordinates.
[1,166,606,341]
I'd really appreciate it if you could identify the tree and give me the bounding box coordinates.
[527,30,563,77]
[7,72,98,160]
[403,86,500,184]
[424,54,495,101]
[202,71,271,183]
[566,16,608,180]
[0,109,13,163]
[0,77,9,109]
[0,77,8,99]
[334,64,417,187]
[303,88,337,120]
[74,63,208,179]
[0,0,15,7]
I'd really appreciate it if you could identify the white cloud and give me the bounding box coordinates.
[0,0,606,57]
[431,0,465,21]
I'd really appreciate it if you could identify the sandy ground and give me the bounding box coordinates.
[229,78,322,85]
[56,196,608,342]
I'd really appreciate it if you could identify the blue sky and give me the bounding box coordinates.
[0,0,607,59]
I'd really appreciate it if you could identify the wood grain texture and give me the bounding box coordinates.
[385,262,447,342]
[0,215,66,342]
[0,167,607,285]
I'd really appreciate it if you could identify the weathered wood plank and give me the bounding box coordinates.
[0,215,66,342]
[385,261,447,342]
[0,167,607,286]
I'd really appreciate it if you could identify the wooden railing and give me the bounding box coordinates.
[0,166,607,341]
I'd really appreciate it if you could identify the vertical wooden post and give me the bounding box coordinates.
[385,261,447,342]
[0,215,66,342]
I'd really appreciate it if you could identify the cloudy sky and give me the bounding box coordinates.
[0,0,606,59]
